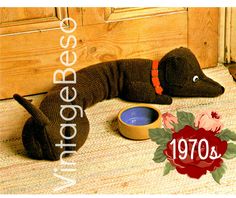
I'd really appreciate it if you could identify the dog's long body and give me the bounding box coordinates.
[52,58,172,110]
[14,47,225,161]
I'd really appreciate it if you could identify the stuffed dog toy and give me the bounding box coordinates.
[14,47,225,161]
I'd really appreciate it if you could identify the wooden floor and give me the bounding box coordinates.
[0,65,236,194]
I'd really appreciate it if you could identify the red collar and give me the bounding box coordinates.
[151,60,163,95]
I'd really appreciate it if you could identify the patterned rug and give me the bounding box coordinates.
[0,65,236,194]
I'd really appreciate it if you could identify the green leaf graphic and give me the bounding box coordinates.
[177,111,195,128]
[163,162,175,176]
[164,128,172,135]
[153,145,166,163]
[171,122,185,132]
[211,163,227,184]
[149,128,172,145]
[222,143,236,159]
[216,129,236,141]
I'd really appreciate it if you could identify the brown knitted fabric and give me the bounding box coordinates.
[13,47,225,161]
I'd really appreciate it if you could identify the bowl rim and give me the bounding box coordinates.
[118,104,161,128]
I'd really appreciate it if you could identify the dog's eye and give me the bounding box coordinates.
[193,75,199,83]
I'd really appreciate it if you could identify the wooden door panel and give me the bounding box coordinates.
[0,8,56,23]
[104,7,186,22]
[82,7,186,25]
[0,8,68,35]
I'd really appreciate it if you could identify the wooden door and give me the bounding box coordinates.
[0,8,219,99]
[230,8,236,62]
[220,7,236,63]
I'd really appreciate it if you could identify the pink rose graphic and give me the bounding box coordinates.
[162,112,178,132]
[194,110,223,133]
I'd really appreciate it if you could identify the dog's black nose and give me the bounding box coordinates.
[221,86,225,94]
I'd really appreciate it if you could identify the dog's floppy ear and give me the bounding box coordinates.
[165,57,188,87]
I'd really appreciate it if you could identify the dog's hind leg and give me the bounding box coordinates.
[120,81,172,104]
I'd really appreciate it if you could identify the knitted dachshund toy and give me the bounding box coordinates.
[14,47,225,161]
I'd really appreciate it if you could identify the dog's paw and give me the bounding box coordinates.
[163,95,173,104]
[154,94,172,105]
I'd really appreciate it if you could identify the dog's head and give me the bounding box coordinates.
[159,47,225,97]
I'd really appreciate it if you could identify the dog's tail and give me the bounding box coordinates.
[13,94,50,126]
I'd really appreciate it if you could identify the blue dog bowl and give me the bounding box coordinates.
[118,104,162,140]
